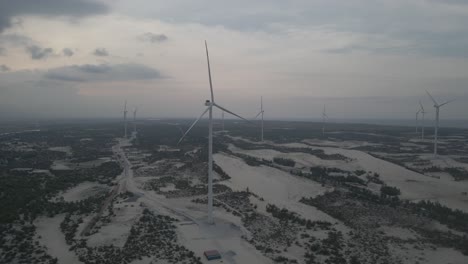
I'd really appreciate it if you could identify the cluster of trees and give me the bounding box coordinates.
[0,223,58,264]
[305,231,347,264]
[71,209,202,264]
[289,167,367,187]
[242,212,297,261]
[213,162,231,180]
[380,185,401,196]
[226,138,349,161]
[302,186,468,257]
[444,167,468,181]
[0,148,65,171]
[266,204,332,230]
[366,172,384,184]
[273,157,296,167]
[404,200,468,234]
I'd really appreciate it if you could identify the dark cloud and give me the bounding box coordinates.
[0,0,109,32]
[62,48,74,57]
[0,64,10,72]
[138,32,168,43]
[25,45,54,60]
[44,63,163,82]
[0,34,33,46]
[93,48,108,57]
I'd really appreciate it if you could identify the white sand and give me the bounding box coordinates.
[35,214,83,264]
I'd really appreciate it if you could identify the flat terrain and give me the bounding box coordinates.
[1,120,468,263]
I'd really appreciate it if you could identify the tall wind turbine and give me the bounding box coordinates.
[419,101,426,140]
[322,105,328,136]
[254,96,265,141]
[426,91,454,156]
[133,107,138,135]
[415,108,421,134]
[123,100,128,139]
[178,41,250,224]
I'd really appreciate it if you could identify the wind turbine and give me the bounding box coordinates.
[133,107,138,135]
[254,96,264,141]
[123,100,128,139]
[426,91,454,156]
[419,101,426,140]
[322,105,328,136]
[415,108,421,134]
[178,41,251,224]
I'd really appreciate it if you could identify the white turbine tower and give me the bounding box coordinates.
[178,41,250,224]
[322,105,328,136]
[419,101,426,140]
[133,107,138,135]
[123,100,128,139]
[415,108,421,134]
[254,96,264,142]
[426,91,454,156]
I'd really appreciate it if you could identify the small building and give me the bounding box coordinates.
[204,250,222,261]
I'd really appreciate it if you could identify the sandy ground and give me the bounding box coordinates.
[59,181,109,202]
[214,153,339,224]
[34,136,468,263]
[231,137,468,213]
[35,214,83,264]
[113,139,273,264]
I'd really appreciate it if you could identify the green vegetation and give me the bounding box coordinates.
[273,157,296,167]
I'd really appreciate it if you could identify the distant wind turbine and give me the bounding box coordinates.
[178,41,251,224]
[123,100,128,139]
[133,107,138,135]
[419,101,426,140]
[254,96,265,142]
[322,105,328,136]
[426,91,455,156]
[415,108,421,134]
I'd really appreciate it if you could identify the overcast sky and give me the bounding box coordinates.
[0,0,467,122]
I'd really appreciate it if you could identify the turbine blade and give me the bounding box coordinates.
[419,101,424,112]
[205,41,214,103]
[261,96,263,111]
[254,111,262,119]
[176,125,184,136]
[425,90,438,105]
[177,107,210,145]
[214,103,252,123]
[439,99,455,107]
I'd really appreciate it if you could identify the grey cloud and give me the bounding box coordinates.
[44,63,162,82]
[0,64,10,72]
[138,32,168,43]
[0,47,4,55]
[93,48,108,57]
[0,0,109,32]
[0,34,34,46]
[26,45,54,60]
[116,0,468,58]
[62,48,74,57]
